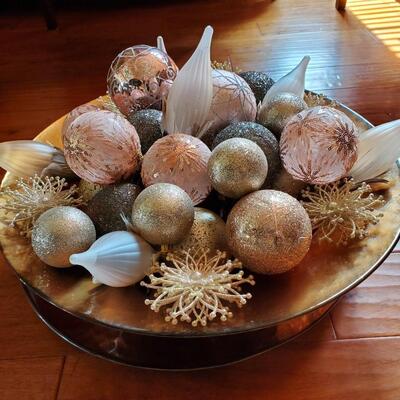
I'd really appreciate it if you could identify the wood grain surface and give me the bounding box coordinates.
[1,0,400,398]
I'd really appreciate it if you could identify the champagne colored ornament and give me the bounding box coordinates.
[78,180,106,203]
[174,207,226,253]
[163,26,214,136]
[107,45,178,116]
[62,103,102,138]
[208,138,268,199]
[262,56,310,106]
[70,231,155,287]
[350,119,400,183]
[31,206,96,268]
[257,92,308,138]
[141,248,255,326]
[0,175,83,237]
[200,69,257,143]
[63,110,141,184]
[227,190,312,274]
[239,71,275,104]
[141,134,211,205]
[127,109,163,154]
[0,140,75,179]
[280,106,358,184]
[212,122,280,184]
[85,183,141,236]
[131,183,194,245]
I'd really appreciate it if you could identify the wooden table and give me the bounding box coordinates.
[1,0,400,398]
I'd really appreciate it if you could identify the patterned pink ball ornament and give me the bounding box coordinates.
[63,110,141,184]
[107,45,178,116]
[141,134,212,205]
[280,106,358,184]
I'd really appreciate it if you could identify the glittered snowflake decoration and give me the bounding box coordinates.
[304,91,338,108]
[0,175,84,237]
[211,59,241,73]
[301,179,385,245]
[141,248,255,327]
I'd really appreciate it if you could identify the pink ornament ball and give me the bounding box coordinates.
[280,106,358,184]
[141,133,212,205]
[63,110,142,184]
[62,103,102,138]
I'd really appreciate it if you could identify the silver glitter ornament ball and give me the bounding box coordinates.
[32,206,96,268]
[239,71,275,104]
[257,92,308,138]
[212,122,280,185]
[128,109,163,154]
[85,183,141,236]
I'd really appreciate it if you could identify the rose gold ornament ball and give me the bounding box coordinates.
[226,190,312,274]
[208,138,268,199]
[63,110,142,185]
[62,103,102,138]
[131,183,194,245]
[141,134,212,205]
[107,45,178,116]
[280,106,358,184]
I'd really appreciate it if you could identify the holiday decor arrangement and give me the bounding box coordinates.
[1,25,400,333]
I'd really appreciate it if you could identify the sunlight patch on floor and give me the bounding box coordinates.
[348,0,400,58]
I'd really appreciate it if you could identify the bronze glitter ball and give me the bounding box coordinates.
[226,190,312,274]
[174,207,227,254]
[131,183,194,245]
[78,179,106,202]
[127,109,163,154]
[212,122,280,185]
[85,183,141,236]
[31,206,96,268]
[208,138,268,199]
[239,71,275,103]
[257,92,308,138]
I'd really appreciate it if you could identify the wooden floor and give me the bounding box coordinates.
[1,0,400,398]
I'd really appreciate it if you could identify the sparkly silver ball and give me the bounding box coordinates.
[239,71,275,103]
[257,92,308,138]
[31,206,96,268]
[212,122,280,185]
[128,109,163,154]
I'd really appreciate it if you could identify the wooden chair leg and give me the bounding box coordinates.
[336,0,347,11]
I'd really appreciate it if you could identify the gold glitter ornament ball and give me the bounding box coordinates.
[208,138,268,199]
[226,190,312,274]
[257,92,308,138]
[78,180,106,202]
[31,206,96,268]
[131,183,194,245]
[174,207,227,254]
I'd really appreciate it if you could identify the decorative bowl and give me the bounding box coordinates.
[1,94,399,370]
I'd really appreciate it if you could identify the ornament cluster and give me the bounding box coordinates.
[1,26,398,328]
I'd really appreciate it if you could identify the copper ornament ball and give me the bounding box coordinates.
[107,45,178,116]
[174,207,227,254]
[280,106,359,184]
[257,92,308,138]
[131,183,194,245]
[31,206,96,268]
[208,138,268,199]
[226,190,312,274]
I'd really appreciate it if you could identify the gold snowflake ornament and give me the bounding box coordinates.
[141,248,255,327]
[301,179,385,245]
[0,175,84,237]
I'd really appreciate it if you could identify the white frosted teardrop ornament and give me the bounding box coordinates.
[157,36,166,53]
[70,231,155,287]
[162,26,214,136]
[261,56,310,107]
[0,140,76,179]
[350,119,400,183]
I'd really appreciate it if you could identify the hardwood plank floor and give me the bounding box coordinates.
[1,0,400,398]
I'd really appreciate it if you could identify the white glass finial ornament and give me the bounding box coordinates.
[261,56,310,106]
[157,36,166,53]
[350,119,400,183]
[70,231,155,287]
[0,140,75,179]
[162,25,214,136]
